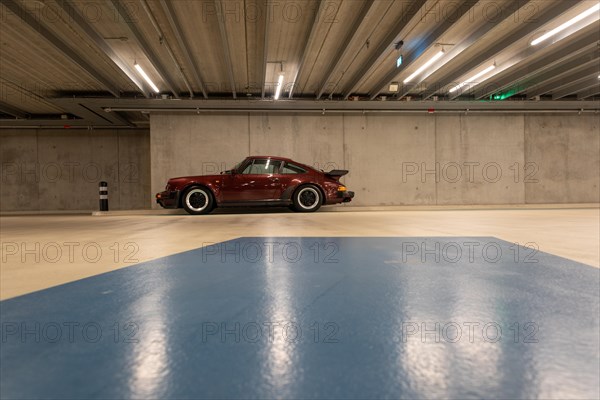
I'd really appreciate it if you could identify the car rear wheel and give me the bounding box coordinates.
[182,187,214,215]
[292,185,322,212]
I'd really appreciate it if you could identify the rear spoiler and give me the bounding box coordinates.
[325,170,349,181]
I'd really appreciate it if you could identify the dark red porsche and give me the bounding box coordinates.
[156,156,354,215]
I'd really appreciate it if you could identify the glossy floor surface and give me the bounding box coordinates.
[1,236,599,399]
[1,208,598,300]
[1,208,599,399]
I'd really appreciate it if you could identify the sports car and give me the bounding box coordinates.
[156,156,354,215]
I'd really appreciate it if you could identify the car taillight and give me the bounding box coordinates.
[338,185,347,192]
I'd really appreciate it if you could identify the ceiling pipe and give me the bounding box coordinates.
[103,108,599,115]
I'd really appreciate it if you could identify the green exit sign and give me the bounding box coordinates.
[396,55,403,68]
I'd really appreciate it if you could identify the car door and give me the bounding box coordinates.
[222,158,281,202]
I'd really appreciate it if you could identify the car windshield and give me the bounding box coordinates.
[232,161,243,171]
[222,160,244,174]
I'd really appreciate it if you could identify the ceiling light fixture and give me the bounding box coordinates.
[531,3,600,46]
[403,50,445,83]
[134,63,160,93]
[449,64,496,93]
[274,74,284,100]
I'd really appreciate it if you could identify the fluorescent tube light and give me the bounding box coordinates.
[449,65,496,93]
[274,74,284,100]
[403,50,445,83]
[134,63,160,93]
[531,3,600,46]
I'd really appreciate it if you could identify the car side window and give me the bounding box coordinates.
[281,162,307,174]
[241,159,281,174]
[241,162,254,174]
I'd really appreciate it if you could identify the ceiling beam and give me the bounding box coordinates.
[577,86,600,100]
[454,36,599,101]
[81,97,600,112]
[288,1,328,99]
[470,29,600,100]
[2,98,598,127]
[315,0,375,100]
[526,60,600,99]
[1,0,121,98]
[54,0,150,98]
[0,121,133,128]
[159,0,208,98]
[0,101,29,119]
[110,0,180,98]
[341,0,428,100]
[419,0,578,100]
[553,74,600,100]
[214,0,237,98]
[140,0,194,98]
[50,99,134,127]
[260,2,269,99]
[406,0,529,100]
[370,0,479,100]
[0,78,63,113]
[453,24,600,100]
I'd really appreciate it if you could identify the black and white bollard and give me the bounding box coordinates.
[99,181,108,211]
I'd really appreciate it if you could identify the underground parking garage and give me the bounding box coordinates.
[0,0,599,399]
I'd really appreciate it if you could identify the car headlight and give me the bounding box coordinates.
[338,185,347,192]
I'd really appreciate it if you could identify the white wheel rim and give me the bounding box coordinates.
[297,187,319,210]
[185,189,209,212]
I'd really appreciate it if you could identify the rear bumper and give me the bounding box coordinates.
[156,190,180,209]
[331,190,354,203]
[341,190,355,202]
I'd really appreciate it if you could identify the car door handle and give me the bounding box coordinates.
[270,178,279,182]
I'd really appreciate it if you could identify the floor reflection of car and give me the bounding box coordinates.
[156,156,355,215]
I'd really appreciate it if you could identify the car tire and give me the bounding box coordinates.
[182,186,214,215]
[292,184,322,212]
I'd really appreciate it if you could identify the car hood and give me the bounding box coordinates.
[169,174,224,181]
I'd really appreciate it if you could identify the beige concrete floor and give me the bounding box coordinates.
[1,207,598,300]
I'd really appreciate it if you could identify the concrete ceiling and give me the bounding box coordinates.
[0,0,599,126]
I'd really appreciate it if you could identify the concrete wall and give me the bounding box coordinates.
[151,113,599,207]
[525,115,600,203]
[0,129,150,211]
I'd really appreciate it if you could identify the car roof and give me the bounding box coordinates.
[246,155,293,162]
[245,156,315,171]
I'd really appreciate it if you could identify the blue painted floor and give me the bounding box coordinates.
[1,237,599,399]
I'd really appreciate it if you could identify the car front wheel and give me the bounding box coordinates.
[292,185,322,212]
[182,186,214,215]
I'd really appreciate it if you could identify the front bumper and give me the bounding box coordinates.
[156,190,180,209]
[337,190,355,203]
